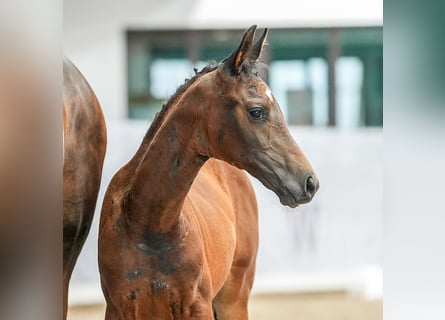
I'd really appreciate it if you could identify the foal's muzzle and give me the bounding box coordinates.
[275,173,319,208]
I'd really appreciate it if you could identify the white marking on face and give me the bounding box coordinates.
[264,87,274,101]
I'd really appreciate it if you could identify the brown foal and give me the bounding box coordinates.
[98,25,318,320]
[63,58,107,319]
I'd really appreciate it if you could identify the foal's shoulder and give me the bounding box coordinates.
[202,159,244,175]
[201,159,251,188]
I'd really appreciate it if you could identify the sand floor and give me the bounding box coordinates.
[68,291,382,320]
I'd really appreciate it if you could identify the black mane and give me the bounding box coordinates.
[131,63,219,164]
[161,63,218,118]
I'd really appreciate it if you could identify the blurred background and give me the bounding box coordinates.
[64,0,382,319]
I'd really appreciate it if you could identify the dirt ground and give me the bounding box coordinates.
[68,291,382,320]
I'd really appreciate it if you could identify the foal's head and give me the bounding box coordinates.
[196,25,319,207]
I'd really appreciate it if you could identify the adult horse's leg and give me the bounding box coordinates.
[63,58,106,319]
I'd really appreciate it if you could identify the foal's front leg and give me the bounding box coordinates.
[211,264,255,320]
[187,299,216,320]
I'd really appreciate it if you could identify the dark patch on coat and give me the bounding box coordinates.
[63,224,79,244]
[217,130,225,143]
[169,301,183,317]
[197,135,207,148]
[150,278,170,293]
[172,156,181,169]
[136,231,183,275]
[129,290,137,300]
[168,127,179,146]
[126,269,141,281]
[196,154,209,163]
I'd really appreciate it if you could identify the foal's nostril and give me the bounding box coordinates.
[305,176,316,196]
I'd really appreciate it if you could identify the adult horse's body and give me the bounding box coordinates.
[63,58,107,319]
[99,26,318,319]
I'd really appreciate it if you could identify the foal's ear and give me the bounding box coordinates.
[250,28,268,61]
[222,25,257,75]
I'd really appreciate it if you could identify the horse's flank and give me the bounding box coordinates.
[63,57,107,319]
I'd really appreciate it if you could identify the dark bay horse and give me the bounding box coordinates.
[63,58,107,319]
[98,25,318,319]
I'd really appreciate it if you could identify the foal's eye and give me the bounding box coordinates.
[248,107,265,120]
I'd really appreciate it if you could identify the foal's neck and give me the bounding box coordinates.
[126,76,213,233]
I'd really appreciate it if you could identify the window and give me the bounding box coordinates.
[126,28,382,127]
